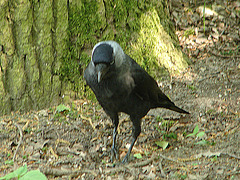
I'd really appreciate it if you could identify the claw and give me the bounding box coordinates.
[122,153,129,164]
[121,136,137,163]
[110,146,119,162]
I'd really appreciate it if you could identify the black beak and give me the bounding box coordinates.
[96,64,109,83]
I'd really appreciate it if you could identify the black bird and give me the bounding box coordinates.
[84,41,189,163]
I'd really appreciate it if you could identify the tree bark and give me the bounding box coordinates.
[0,0,188,115]
[0,0,68,114]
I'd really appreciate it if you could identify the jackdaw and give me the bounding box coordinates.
[84,41,189,163]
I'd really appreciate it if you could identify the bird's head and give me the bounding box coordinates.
[91,41,125,83]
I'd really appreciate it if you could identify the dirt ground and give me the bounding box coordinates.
[0,0,239,179]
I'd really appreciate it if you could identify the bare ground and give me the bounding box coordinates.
[0,0,239,179]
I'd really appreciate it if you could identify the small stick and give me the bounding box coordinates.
[13,123,23,161]
[159,159,166,177]
[222,152,240,160]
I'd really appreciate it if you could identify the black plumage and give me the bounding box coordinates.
[84,41,189,163]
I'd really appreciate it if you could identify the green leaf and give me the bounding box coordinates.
[193,125,199,135]
[134,153,142,159]
[0,164,27,180]
[195,140,216,146]
[186,125,200,137]
[20,170,47,180]
[144,150,150,156]
[186,133,195,137]
[210,155,218,162]
[56,104,70,113]
[196,131,205,137]
[164,132,177,139]
[155,141,168,150]
[101,160,106,164]
[4,160,14,165]
[209,141,216,146]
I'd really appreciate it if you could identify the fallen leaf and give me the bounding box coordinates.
[155,141,168,150]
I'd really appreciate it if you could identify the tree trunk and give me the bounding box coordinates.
[0,0,188,115]
[0,0,68,114]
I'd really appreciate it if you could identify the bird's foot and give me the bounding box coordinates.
[110,147,119,163]
[122,153,129,164]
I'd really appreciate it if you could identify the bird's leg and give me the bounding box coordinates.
[110,115,119,162]
[122,136,137,163]
[111,126,118,161]
[122,118,141,163]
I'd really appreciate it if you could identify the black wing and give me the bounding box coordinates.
[127,55,189,114]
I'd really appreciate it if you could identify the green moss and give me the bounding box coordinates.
[69,1,106,46]
[0,1,15,57]
[60,1,107,94]
[127,8,188,78]
[184,28,195,37]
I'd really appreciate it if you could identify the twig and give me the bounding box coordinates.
[49,146,59,159]
[104,153,158,174]
[104,153,182,175]
[130,153,157,168]
[104,166,129,174]
[209,49,240,58]
[158,159,166,177]
[158,153,180,163]
[13,123,23,161]
[80,114,95,130]
[40,167,98,177]
[195,150,240,160]
[222,152,240,160]
[198,72,219,82]
[219,28,226,36]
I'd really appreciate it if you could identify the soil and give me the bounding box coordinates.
[0,0,239,179]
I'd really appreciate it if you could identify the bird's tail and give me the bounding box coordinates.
[167,105,189,114]
[156,92,189,114]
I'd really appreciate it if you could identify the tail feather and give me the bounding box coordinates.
[156,92,189,114]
